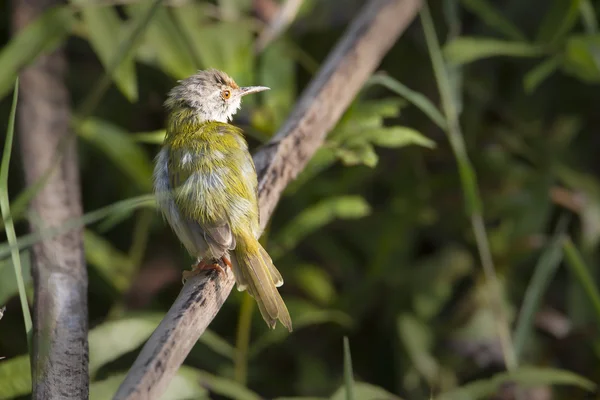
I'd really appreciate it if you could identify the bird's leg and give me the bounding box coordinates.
[221,256,233,270]
[182,258,225,283]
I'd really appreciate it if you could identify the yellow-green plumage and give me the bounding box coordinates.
[153,69,292,331]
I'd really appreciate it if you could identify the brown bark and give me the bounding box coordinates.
[114,0,423,398]
[12,1,88,398]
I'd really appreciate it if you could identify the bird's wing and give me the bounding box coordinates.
[167,147,236,258]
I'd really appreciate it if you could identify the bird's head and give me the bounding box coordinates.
[165,69,269,123]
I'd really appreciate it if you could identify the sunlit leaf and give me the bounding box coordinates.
[132,129,166,144]
[443,37,545,65]
[75,3,138,101]
[77,118,153,191]
[0,6,74,100]
[354,127,435,149]
[89,313,163,376]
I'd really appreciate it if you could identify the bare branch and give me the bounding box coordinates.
[12,0,88,398]
[114,0,422,398]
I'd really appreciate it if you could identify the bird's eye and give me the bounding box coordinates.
[221,89,231,100]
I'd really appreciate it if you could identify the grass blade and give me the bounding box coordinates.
[419,2,516,370]
[460,0,526,40]
[234,292,254,385]
[563,237,600,328]
[367,74,447,130]
[0,194,154,259]
[0,79,33,349]
[343,337,354,400]
[513,216,568,359]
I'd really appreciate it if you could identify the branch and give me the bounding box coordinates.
[114,0,422,398]
[12,0,88,398]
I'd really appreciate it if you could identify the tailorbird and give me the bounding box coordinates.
[153,69,292,331]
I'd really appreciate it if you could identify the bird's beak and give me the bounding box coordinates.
[239,86,270,96]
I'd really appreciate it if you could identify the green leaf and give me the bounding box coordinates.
[84,230,135,293]
[132,129,166,144]
[193,370,262,400]
[128,4,197,79]
[438,367,595,400]
[270,196,371,259]
[293,264,336,305]
[561,34,600,83]
[77,118,153,191]
[443,37,545,65]
[330,383,403,400]
[523,56,560,93]
[89,313,163,377]
[0,355,32,398]
[358,127,435,149]
[460,0,525,41]
[397,314,438,383]
[75,3,138,101]
[0,6,74,100]
[90,367,210,400]
[335,145,379,168]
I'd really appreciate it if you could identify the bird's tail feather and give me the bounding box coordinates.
[231,238,292,332]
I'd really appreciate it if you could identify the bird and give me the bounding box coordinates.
[153,69,292,332]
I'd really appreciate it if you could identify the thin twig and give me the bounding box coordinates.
[114,0,422,398]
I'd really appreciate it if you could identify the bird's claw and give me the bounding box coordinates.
[182,259,226,284]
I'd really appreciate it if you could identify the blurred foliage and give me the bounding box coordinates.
[1,0,600,399]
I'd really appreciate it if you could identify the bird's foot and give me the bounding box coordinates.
[221,256,233,270]
[182,259,225,284]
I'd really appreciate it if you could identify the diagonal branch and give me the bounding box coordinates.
[114,0,422,398]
